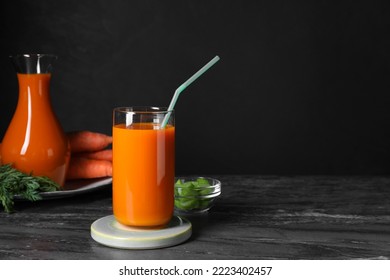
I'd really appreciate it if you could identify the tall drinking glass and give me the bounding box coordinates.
[112,107,175,227]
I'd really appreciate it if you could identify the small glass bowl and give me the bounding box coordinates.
[174,176,221,214]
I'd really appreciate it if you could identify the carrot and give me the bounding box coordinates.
[66,157,112,180]
[67,130,112,153]
[74,149,113,161]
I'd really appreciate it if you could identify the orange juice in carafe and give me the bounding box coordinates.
[1,54,70,186]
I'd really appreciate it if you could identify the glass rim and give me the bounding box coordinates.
[9,54,58,59]
[114,106,174,114]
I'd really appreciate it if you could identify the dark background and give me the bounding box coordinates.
[1,0,389,175]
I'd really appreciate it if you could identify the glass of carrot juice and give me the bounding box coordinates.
[112,107,175,227]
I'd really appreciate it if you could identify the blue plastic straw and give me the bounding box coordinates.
[161,55,220,128]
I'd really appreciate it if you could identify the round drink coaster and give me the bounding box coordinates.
[90,215,192,249]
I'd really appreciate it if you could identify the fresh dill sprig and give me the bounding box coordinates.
[0,164,60,213]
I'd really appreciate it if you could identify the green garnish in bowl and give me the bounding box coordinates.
[174,177,221,213]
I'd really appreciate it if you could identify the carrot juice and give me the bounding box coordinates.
[1,72,70,186]
[112,109,175,227]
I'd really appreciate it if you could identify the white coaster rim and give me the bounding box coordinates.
[91,215,192,249]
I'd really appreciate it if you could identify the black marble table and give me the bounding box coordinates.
[1,175,389,260]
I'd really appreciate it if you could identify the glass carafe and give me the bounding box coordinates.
[1,54,70,186]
